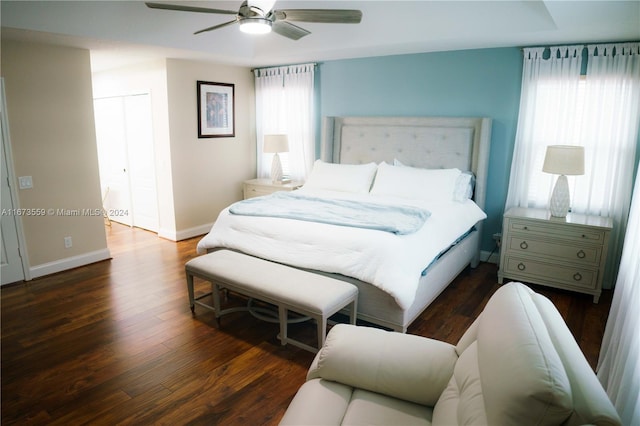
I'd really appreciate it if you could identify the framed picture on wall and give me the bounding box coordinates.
[197,81,235,138]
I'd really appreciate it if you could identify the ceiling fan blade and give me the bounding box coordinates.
[194,19,239,35]
[272,21,311,40]
[145,2,237,15]
[274,9,362,24]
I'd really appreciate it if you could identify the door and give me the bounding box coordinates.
[123,94,158,232]
[1,79,25,285]
[94,94,158,232]
[95,96,133,226]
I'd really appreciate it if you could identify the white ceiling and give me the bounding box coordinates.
[2,1,639,71]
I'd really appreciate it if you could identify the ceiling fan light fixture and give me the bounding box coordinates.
[239,17,272,34]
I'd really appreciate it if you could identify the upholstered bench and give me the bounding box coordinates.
[185,249,358,353]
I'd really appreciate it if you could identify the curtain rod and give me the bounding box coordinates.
[520,40,639,51]
[250,62,318,73]
[520,44,585,52]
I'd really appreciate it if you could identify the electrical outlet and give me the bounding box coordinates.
[64,236,72,249]
[492,232,502,248]
[18,176,33,189]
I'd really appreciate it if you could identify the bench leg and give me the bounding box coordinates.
[348,298,357,325]
[186,272,195,314]
[278,305,288,346]
[317,315,326,349]
[212,283,222,327]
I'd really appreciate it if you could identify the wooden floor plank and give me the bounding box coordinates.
[1,223,612,425]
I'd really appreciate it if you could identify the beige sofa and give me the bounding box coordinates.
[280,282,621,425]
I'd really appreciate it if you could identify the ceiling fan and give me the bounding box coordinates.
[145,1,363,40]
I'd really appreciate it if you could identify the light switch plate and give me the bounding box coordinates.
[18,176,33,189]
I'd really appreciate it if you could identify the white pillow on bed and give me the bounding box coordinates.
[391,159,475,202]
[453,171,475,201]
[371,162,462,201]
[303,160,378,193]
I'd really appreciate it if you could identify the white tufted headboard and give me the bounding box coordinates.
[320,116,492,210]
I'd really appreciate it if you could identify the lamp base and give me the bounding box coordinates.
[270,153,283,183]
[549,174,570,218]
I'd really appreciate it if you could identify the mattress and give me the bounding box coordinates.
[197,188,486,309]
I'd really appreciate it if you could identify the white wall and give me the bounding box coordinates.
[165,59,256,239]
[1,40,109,277]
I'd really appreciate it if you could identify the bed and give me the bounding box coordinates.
[197,116,492,332]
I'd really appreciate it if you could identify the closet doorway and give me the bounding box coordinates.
[94,93,159,232]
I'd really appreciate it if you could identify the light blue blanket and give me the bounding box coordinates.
[229,192,431,235]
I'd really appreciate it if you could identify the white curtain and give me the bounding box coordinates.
[597,164,640,426]
[254,63,315,181]
[505,46,584,211]
[505,43,640,286]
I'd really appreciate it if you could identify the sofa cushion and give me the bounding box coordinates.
[309,324,457,406]
[477,284,574,425]
[279,379,353,425]
[455,316,479,356]
[341,389,433,426]
[432,342,488,425]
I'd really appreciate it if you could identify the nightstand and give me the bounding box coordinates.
[242,178,303,199]
[498,207,612,303]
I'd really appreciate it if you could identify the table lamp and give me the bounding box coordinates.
[542,145,585,218]
[263,134,289,183]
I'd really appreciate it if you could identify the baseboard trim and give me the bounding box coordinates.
[157,228,177,241]
[480,250,499,264]
[158,223,213,242]
[29,248,112,280]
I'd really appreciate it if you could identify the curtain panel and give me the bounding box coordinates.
[597,165,640,426]
[505,42,640,287]
[505,45,584,211]
[254,63,315,181]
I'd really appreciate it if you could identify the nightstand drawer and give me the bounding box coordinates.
[504,235,601,266]
[509,220,606,243]
[503,256,598,290]
[242,179,303,200]
[243,184,274,199]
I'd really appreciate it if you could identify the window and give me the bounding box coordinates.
[506,44,640,286]
[254,64,315,181]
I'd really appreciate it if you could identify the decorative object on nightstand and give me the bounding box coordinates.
[498,207,612,303]
[542,145,585,218]
[243,178,303,199]
[263,134,289,183]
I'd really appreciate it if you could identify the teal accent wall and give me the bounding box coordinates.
[317,47,524,253]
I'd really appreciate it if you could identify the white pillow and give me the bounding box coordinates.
[453,171,476,202]
[371,162,462,201]
[303,160,378,194]
[393,159,474,202]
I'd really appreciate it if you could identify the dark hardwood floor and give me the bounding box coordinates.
[1,223,613,425]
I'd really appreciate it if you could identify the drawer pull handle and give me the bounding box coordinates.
[577,250,586,259]
[517,262,526,271]
[573,272,583,281]
[520,241,528,250]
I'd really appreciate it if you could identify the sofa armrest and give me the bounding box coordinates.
[307,324,458,406]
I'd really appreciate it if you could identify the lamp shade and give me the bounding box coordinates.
[542,145,585,176]
[263,134,289,153]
